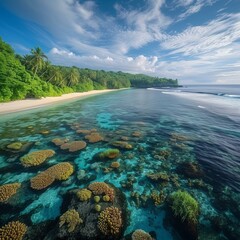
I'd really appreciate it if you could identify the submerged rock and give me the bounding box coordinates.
[177,162,204,179]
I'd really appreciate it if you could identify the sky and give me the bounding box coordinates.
[0,0,240,84]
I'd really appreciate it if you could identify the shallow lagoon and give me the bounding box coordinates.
[0,88,240,239]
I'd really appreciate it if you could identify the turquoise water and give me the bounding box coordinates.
[0,88,240,239]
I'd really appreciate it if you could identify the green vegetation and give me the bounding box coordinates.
[170,190,199,223]
[0,37,178,102]
[98,149,120,159]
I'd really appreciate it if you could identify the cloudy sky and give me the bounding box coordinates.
[0,0,240,84]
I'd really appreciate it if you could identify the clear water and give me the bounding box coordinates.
[0,87,240,239]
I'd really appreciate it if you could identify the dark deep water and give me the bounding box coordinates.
[0,86,239,239]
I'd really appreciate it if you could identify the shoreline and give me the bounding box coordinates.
[0,89,122,115]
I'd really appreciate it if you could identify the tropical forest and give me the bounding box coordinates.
[0,38,178,102]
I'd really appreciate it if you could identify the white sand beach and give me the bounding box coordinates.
[0,89,119,115]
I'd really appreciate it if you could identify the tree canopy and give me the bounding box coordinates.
[0,37,178,102]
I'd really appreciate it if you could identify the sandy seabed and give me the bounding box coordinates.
[0,89,120,115]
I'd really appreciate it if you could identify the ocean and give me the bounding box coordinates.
[0,85,239,239]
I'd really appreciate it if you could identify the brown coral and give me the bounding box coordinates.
[49,162,74,180]
[52,138,68,146]
[60,141,87,152]
[151,190,166,206]
[147,172,169,182]
[76,129,91,134]
[170,133,190,141]
[0,183,21,202]
[76,189,92,201]
[59,209,83,233]
[30,171,55,190]
[132,229,152,240]
[88,182,115,202]
[111,162,120,169]
[111,141,133,150]
[98,206,122,235]
[30,162,74,190]
[0,221,27,240]
[85,132,103,143]
[30,173,57,191]
[132,131,141,137]
[20,149,55,167]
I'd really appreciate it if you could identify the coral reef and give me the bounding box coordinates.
[177,162,204,179]
[94,196,100,203]
[158,149,171,159]
[0,221,27,240]
[120,136,129,141]
[30,171,55,190]
[52,138,68,146]
[132,229,152,240]
[6,142,23,150]
[99,149,120,159]
[151,190,166,206]
[0,183,21,202]
[30,162,74,190]
[95,204,101,212]
[40,130,50,135]
[59,209,83,233]
[103,195,110,202]
[111,162,120,169]
[132,131,141,137]
[85,132,103,143]
[88,182,115,202]
[76,189,92,201]
[147,172,169,182]
[76,129,91,134]
[98,206,122,235]
[170,133,190,141]
[60,141,87,152]
[77,169,86,181]
[43,182,128,240]
[49,162,74,180]
[20,149,55,167]
[111,141,133,150]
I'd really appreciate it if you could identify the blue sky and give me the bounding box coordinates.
[0,0,240,84]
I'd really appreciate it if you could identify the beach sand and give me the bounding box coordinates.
[0,89,120,115]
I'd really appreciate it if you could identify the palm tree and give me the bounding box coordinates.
[29,47,48,80]
[47,66,65,87]
[39,60,51,79]
[66,68,79,87]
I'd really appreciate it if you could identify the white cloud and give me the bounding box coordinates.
[50,47,75,57]
[113,0,171,53]
[177,0,217,21]
[177,0,194,7]
[106,56,113,62]
[2,0,240,84]
[49,48,159,73]
[48,11,240,84]
[161,13,240,56]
